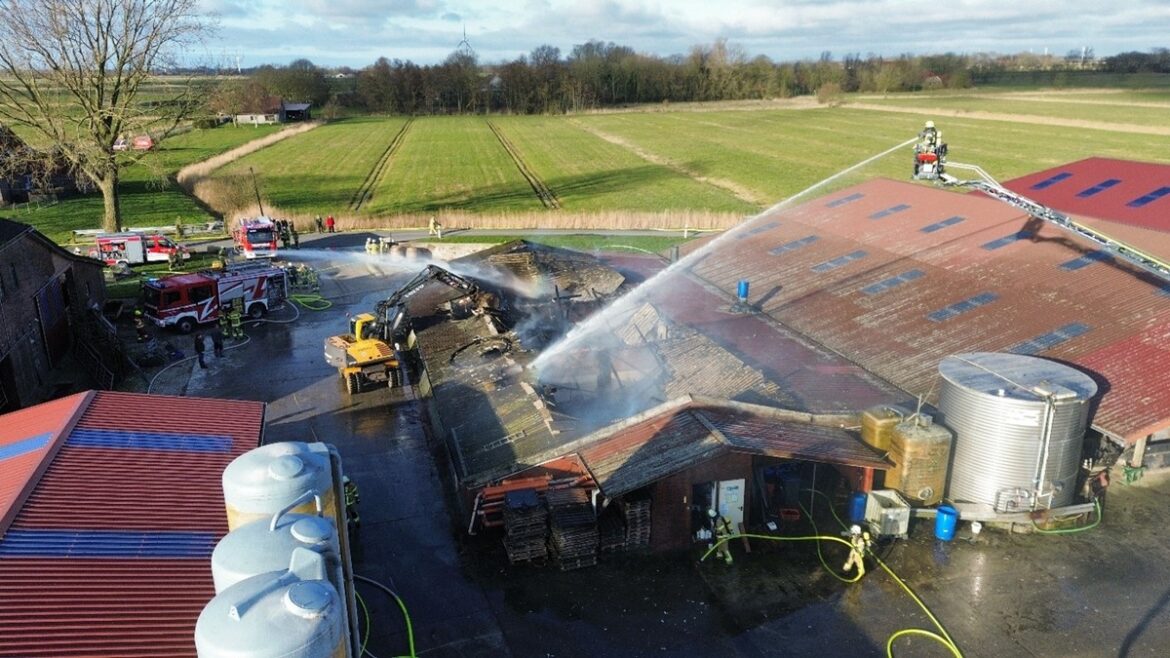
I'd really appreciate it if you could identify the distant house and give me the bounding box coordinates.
[0,218,107,412]
[234,100,312,125]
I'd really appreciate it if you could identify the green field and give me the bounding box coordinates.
[11,124,282,243]
[9,88,1170,242]
[490,116,753,213]
[215,117,407,214]
[364,116,541,215]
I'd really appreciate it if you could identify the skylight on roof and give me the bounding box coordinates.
[811,250,867,273]
[1010,323,1090,355]
[1060,250,1113,271]
[769,235,819,255]
[1030,172,1072,190]
[1128,186,1170,208]
[826,192,864,208]
[982,231,1035,251]
[921,216,965,233]
[1076,179,1120,198]
[927,292,998,322]
[869,204,911,220]
[861,269,924,295]
[738,220,780,239]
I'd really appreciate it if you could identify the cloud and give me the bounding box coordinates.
[199,0,1170,68]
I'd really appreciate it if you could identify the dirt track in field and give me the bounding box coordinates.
[847,102,1170,135]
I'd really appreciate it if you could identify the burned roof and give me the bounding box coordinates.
[409,241,628,487]
[681,176,1170,444]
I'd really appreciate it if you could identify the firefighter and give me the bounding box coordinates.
[291,226,300,249]
[428,216,442,238]
[217,307,232,341]
[843,524,871,576]
[919,120,940,153]
[211,326,225,357]
[343,475,361,533]
[315,215,324,233]
[708,509,734,565]
[228,299,244,339]
[134,309,149,342]
[193,332,208,369]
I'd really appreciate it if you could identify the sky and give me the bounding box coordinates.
[198,0,1170,69]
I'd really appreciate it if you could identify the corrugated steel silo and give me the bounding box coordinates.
[938,353,1097,511]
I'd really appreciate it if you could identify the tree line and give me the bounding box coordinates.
[207,42,1170,117]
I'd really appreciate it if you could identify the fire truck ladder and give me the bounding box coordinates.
[940,162,1170,284]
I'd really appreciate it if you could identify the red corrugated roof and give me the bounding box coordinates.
[0,391,265,658]
[1003,157,1170,233]
[686,178,1170,444]
[0,391,89,536]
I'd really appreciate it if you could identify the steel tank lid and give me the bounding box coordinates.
[939,353,1097,403]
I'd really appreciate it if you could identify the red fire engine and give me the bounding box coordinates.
[89,232,188,266]
[232,216,279,259]
[142,262,289,333]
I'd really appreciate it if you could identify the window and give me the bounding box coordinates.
[190,285,213,303]
[162,291,182,306]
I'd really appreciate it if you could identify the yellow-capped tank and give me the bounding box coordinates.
[885,416,952,507]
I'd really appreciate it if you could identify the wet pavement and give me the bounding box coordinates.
[143,232,1170,657]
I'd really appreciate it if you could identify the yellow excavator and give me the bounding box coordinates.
[324,265,481,394]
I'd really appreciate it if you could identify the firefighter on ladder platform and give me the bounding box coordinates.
[343,475,361,535]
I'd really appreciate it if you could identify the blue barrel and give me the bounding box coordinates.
[848,491,868,524]
[935,505,958,541]
[737,279,750,301]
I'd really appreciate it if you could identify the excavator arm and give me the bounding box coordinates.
[373,264,480,339]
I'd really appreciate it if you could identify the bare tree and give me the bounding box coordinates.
[0,0,212,231]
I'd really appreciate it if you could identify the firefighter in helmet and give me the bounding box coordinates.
[919,120,940,153]
[708,508,734,565]
[228,298,244,338]
[134,309,149,343]
[843,524,871,576]
[343,475,361,533]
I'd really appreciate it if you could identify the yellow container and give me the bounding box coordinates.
[886,418,952,507]
[861,406,902,452]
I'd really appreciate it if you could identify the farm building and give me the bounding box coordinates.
[234,100,312,125]
[405,241,901,557]
[0,390,265,657]
[404,157,1170,563]
[0,218,108,413]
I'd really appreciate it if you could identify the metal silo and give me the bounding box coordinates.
[938,353,1097,511]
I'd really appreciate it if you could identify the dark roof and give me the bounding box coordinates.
[575,396,888,498]
[0,390,265,657]
[681,176,1170,444]
[0,217,32,247]
[282,102,312,111]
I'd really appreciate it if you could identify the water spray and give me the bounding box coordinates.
[530,136,918,375]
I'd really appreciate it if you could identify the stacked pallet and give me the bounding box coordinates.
[597,512,627,554]
[547,487,598,570]
[503,489,548,564]
[622,498,651,549]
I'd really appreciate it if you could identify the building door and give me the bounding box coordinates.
[716,478,746,529]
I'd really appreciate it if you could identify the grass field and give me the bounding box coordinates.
[489,116,754,213]
[363,116,542,215]
[11,124,282,243]
[213,117,407,214]
[9,87,1170,243]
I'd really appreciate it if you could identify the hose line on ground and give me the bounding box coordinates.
[354,574,416,658]
[1030,498,1102,535]
[291,293,332,310]
[355,590,380,658]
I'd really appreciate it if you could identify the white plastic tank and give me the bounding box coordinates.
[211,512,341,594]
[196,548,345,658]
[223,442,336,531]
[938,353,1098,511]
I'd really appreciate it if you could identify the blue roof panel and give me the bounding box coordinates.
[1127,186,1170,208]
[826,192,864,208]
[769,235,820,255]
[861,269,925,295]
[66,428,233,453]
[1010,323,1091,355]
[921,215,966,233]
[1076,179,1121,198]
[928,292,999,322]
[869,204,911,220]
[1030,172,1073,190]
[0,529,217,557]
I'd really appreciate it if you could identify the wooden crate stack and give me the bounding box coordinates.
[597,511,627,554]
[502,489,548,564]
[547,487,598,570]
[622,498,651,550]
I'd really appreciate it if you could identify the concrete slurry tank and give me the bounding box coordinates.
[222,442,336,531]
[938,352,1098,511]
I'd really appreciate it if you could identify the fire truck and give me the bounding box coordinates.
[142,261,289,333]
[89,232,189,266]
[232,216,279,259]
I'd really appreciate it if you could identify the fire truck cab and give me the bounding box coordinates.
[232,216,279,259]
[90,232,189,266]
[142,262,289,333]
